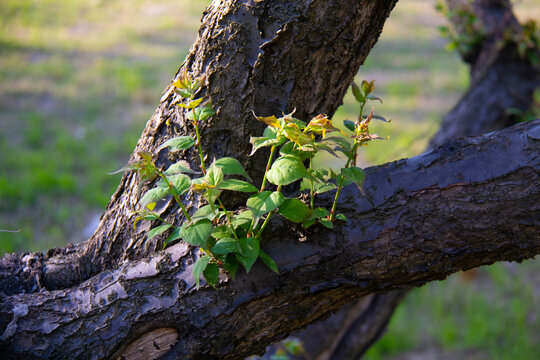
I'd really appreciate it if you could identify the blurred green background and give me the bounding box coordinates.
[0,0,538,358]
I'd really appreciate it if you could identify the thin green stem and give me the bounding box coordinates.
[309,158,314,210]
[329,142,358,221]
[194,122,206,175]
[256,210,276,238]
[260,144,277,192]
[156,170,192,222]
[217,198,239,240]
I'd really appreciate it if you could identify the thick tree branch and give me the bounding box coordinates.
[2,120,538,359]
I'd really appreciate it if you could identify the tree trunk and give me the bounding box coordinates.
[1,0,539,359]
[0,0,398,295]
[1,120,539,359]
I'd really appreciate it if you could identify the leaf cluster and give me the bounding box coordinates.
[118,72,388,288]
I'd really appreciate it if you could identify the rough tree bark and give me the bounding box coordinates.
[1,0,539,359]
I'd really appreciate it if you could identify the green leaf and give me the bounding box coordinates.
[211,238,240,255]
[313,182,337,194]
[187,106,215,122]
[168,174,191,196]
[204,165,224,186]
[232,211,254,230]
[203,263,219,288]
[211,225,233,239]
[279,142,314,161]
[266,156,309,186]
[336,213,348,221]
[218,179,258,193]
[165,227,181,245]
[177,98,203,109]
[223,257,239,279]
[140,187,170,208]
[236,237,260,272]
[303,207,330,228]
[342,166,366,188]
[351,81,364,103]
[247,191,285,219]
[259,249,279,274]
[164,160,193,175]
[318,217,334,229]
[343,120,356,132]
[147,224,172,240]
[193,255,210,288]
[249,136,282,155]
[278,198,311,223]
[174,88,191,98]
[214,158,251,180]
[180,219,213,247]
[157,136,195,152]
[192,205,217,222]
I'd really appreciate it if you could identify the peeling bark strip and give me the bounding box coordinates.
[1,120,538,360]
[0,0,398,295]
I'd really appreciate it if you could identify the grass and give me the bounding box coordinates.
[0,0,210,252]
[0,0,538,358]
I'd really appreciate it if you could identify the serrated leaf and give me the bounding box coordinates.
[266,156,309,186]
[203,263,219,288]
[204,165,224,186]
[278,198,311,223]
[193,255,210,288]
[342,167,366,188]
[211,238,240,255]
[168,173,191,195]
[158,136,195,152]
[247,191,285,219]
[214,157,251,180]
[147,224,172,240]
[218,179,258,193]
[140,187,170,208]
[351,81,364,103]
[236,237,260,272]
[259,249,279,274]
[164,160,193,175]
[180,219,213,247]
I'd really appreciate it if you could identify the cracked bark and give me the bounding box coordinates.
[1,120,539,359]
